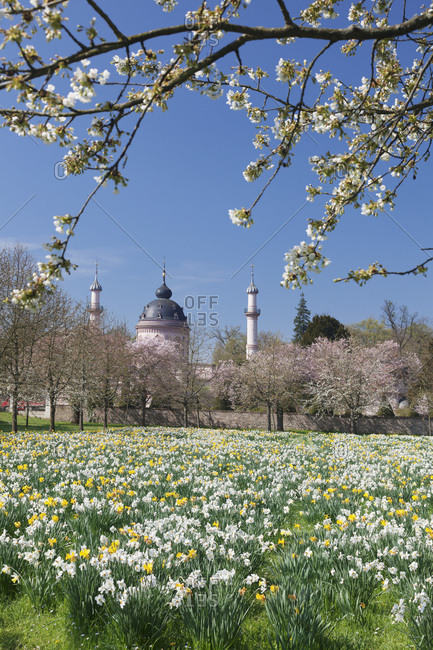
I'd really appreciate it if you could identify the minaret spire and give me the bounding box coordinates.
[162,259,166,284]
[89,261,103,326]
[245,264,260,359]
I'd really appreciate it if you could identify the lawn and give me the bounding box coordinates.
[0,411,105,434]
[0,426,430,648]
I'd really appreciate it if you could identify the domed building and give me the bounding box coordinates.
[135,265,189,349]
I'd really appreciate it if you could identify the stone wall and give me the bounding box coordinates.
[282,414,430,436]
[32,405,431,436]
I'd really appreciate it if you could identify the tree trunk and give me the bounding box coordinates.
[79,406,84,431]
[196,402,200,428]
[49,392,56,432]
[104,399,108,429]
[11,392,18,433]
[72,405,80,425]
[350,412,357,435]
[184,403,188,427]
[140,393,146,427]
[25,402,30,428]
[88,406,94,423]
[276,405,284,431]
[267,403,272,431]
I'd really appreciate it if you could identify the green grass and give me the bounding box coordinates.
[0,594,413,650]
[0,411,106,434]
[0,428,422,648]
[0,595,132,650]
[0,412,322,436]
[0,596,71,650]
[330,607,413,649]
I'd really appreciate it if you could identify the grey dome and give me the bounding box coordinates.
[139,281,186,322]
[90,279,102,291]
[155,282,172,299]
[140,299,187,322]
[247,281,258,294]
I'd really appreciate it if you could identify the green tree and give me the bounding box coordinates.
[2,2,433,307]
[31,289,79,431]
[0,244,47,432]
[293,293,311,343]
[258,331,286,349]
[66,305,98,431]
[348,317,392,347]
[301,314,349,347]
[212,326,247,366]
[382,300,433,356]
[160,325,217,427]
[91,315,132,429]
[349,310,433,355]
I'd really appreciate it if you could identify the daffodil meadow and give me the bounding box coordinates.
[1,427,432,649]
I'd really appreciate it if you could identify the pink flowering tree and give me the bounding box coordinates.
[413,396,433,435]
[159,326,219,428]
[227,341,309,431]
[308,338,420,434]
[130,337,178,426]
[408,340,433,435]
[212,359,238,411]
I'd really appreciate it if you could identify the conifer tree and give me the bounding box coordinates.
[293,293,311,343]
[301,314,349,347]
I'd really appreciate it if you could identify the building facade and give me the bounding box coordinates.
[135,266,190,351]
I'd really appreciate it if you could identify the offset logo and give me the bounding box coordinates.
[184,295,219,327]
[54,161,68,180]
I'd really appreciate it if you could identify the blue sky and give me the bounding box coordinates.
[1,1,432,338]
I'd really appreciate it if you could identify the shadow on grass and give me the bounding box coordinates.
[0,631,21,650]
[0,412,105,434]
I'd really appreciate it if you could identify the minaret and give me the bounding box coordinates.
[245,264,260,359]
[89,262,103,325]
